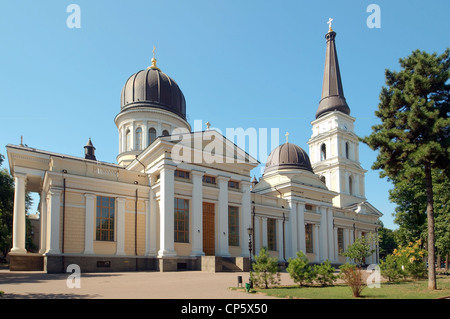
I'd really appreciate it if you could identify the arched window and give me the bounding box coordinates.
[149,128,157,145]
[162,130,170,136]
[135,127,142,151]
[126,129,131,152]
[345,142,350,159]
[320,176,326,184]
[320,143,327,161]
[349,176,353,195]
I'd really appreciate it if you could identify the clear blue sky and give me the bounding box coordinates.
[1,0,449,230]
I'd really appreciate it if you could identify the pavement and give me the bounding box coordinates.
[0,269,296,299]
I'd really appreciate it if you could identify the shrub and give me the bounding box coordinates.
[250,247,280,289]
[286,251,316,286]
[392,239,427,280]
[339,263,365,297]
[379,254,402,282]
[313,259,338,286]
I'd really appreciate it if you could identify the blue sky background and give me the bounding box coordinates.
[1,0,449,230]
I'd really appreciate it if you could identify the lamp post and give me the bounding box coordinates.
[247,226,253,288]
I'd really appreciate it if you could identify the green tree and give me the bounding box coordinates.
[363,49,450,290]
[286,251,316,286]
[342,233,378,267]
[250,247,280,289]
[378,222,397,260]
[0,154,14,258]
[313,260,337,286]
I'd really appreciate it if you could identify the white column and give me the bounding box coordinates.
[344,228,350,262]
[142,122,148,149]
[46,188,61,255]
[289,201,298,257]
[217,176,230,257]
[158,165,176,257]
[146,175,157,256]
[297,202,306,253]
[327,208,335,262]
[345,171,350,194]
[277,219,284,261]
[314,224,320,263]
[11,173,27,254]
[355,174,361,197]
[144,199,151,256]
[190,170,204,256]
[130,122,135,151]
[121,125,127,153]
[84,193,96,254]
[38,190,47,254]
[319,206,328,262]
[333,227,338,263]
[240,181,252,257]
[116,197,126,256]
[261,217,268,248]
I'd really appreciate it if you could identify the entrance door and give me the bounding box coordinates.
[203,202,215,256]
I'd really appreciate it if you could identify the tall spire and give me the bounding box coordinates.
[315,21,350,119]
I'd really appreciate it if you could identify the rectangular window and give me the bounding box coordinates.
[174,198,189,243]
[338,228,344,254]
[305,224,313,253]
[175,170,190,180]
[203,175,216,185]
[228,206,239,246]
[96,196,115,241]
[305,204,313,211]
[228,180,240,190]
[267,218,277,251]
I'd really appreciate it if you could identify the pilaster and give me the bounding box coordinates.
[84,193,96,255]
[190,170,204,256]
[217,175,230,257]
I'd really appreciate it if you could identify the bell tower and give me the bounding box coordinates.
[307,22,367,208]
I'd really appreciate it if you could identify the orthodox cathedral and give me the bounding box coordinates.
[6,25,382,272]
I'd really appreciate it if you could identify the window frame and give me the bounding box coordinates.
[174,198,189,243]
[96,196,115,242]
[228,206,240,246]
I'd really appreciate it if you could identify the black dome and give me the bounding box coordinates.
[264,143,313,174]
[120,66,186,120]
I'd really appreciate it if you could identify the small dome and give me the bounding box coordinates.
[120,66,186,120]
[264,143,313,174]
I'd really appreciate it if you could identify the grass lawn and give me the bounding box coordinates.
[247,275,450,299]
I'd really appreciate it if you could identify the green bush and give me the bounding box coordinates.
[379,254,402,282]
[286,251,316,286]
[250,247,280,289]
[313,259,338,286]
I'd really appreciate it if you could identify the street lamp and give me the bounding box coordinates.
[247,226,253,288]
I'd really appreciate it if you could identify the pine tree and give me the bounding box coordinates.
[363,49,450,290]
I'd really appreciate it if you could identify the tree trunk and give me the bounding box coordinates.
[424,163,436,290]
[446,253,449,272]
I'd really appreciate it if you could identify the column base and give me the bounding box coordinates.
[10,248,27,254]
[158,249,177,258]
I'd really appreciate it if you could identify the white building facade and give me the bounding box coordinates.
[6,28,382,273]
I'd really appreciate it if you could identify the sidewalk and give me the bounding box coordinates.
[0,270,292,299]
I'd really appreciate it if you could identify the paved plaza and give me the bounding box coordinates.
[0,269,295,299]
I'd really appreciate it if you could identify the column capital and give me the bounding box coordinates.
[216,175,230,182]
[190,169,205,177]
[14,172,27,179]
[84,193,96,200]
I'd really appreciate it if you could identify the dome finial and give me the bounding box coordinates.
[285,131,289,144]
[327,17,333,32]
[149,45,160,70]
